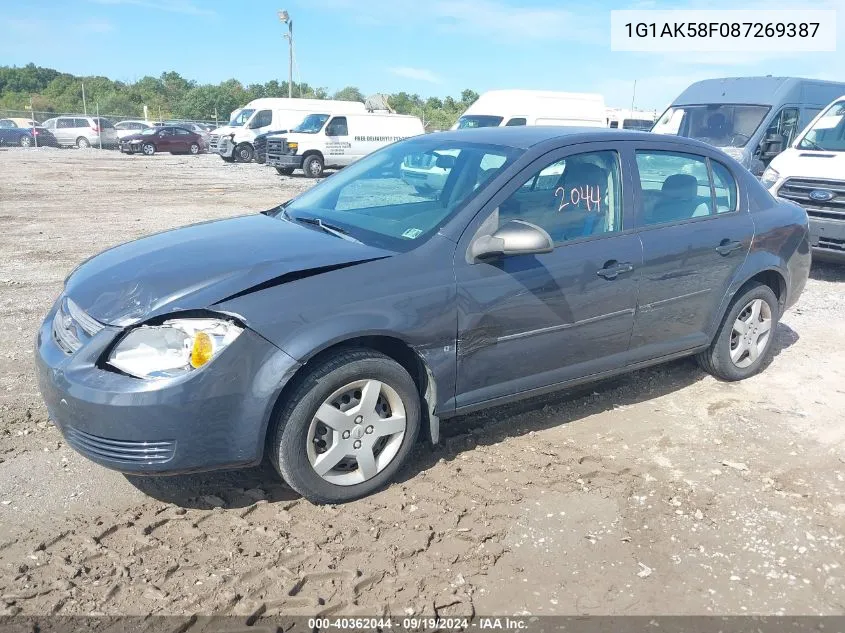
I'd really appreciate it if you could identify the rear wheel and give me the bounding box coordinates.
[302,154,324,178]
[19,135,32,148]
[696,282,779,381]
[275,166,295,176]
[141,143,156,156]
[76,136,91,149]
[234,143,254,162]
[270,349,421,504]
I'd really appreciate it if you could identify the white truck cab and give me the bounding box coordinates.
[762,95,845,263]
[265,111,424,177]
[209,98,367,162]
[451,90,607,129]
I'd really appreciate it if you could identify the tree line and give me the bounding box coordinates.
[0,63,479,130]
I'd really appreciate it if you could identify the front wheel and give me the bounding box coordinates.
[234,143,254,162]
[696,282,779,381]
[270,349,421,504]
[189,143,200,155]
[19,135,33,148]
[141,143,155,156]
[302,154,324,178]
[275,166,295,176]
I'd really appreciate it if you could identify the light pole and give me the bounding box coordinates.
[278,10,293,98]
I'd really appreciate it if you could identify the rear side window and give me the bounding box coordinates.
[57,119,74,128]
[711,160,737,214]
[174,128,190,135]
[0,119,14,128]
[635,151,714,226]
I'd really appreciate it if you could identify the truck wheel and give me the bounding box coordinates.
[275,167,295,176]
[303,154,324,178]
[270,348,421,504]
[234,143,254,162]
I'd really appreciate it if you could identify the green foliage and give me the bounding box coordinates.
[0,63,478,129]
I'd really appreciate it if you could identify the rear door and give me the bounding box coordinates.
[173,127,192,151]
[55,118,74,145]
[455,142,643,407]
[628,144,754,361]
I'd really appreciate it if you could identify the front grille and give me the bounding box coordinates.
[208,134,220,151]
[65,427,175,464]
[819,236,845,252]
[777,178,845,221]
[216,136,231,154]
[266,137,289,164]
[52,297,104,354]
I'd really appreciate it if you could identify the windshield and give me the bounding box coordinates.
[798,100,845,151]
[456,115,504,129]
[292,114,330,133]
[651,104,770,148]
[228,108,254,127]
[279,138,521,251]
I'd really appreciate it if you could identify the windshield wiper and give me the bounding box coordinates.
[801,138,826,151]
[293,216,362,243]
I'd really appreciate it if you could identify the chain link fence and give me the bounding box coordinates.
[0,108,219,126]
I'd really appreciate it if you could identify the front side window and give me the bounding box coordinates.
[636,151,714,226]
[57,119,73,129]
[652,104,770,148]
[798,99,845,151]
[764,107,800,146]
[497,150,622,245]
[174,128,190,135]
[711,160,738,214]
[505,117,526,126]
[251,110,272,128]
[456,115,503,129]
[280,139,521,251]
[326,117,348,136]
[43,119,56,129]
[229,109,254,127]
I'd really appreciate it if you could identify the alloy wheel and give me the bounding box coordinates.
[729,298,773,368]
[306,379,407,486]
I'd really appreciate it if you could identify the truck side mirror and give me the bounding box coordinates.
[760,133,785,159]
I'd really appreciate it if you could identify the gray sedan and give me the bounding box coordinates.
[35,127,811,504]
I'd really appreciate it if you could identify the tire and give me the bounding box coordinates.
[189,143,200,155]
[234,143,254,162]
[76,137,91,149]
[302,154,324,178]
[275,166,295,176]
[19,135,32,148]
[141,143,155,156]
[696,282,779,381]
[270,349,421,504]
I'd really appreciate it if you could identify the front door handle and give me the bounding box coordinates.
[597,261,634,280]
[716,239,743,256]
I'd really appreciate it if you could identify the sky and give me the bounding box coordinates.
[0,0,842,111]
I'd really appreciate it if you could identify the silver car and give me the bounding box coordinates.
[41,116,119,149]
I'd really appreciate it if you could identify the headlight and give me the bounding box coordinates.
[107,318,242,379]
[760,166,780,189]
[287,141,298,153]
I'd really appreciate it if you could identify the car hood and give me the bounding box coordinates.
[120,133,151,142]
[65,213,392,326]
[770,148,845,181]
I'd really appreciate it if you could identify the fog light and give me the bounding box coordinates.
[190,332,214,368]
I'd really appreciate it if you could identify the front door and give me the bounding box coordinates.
[325,116,351,165]
[455,144,643,408]
[629,146,754,360]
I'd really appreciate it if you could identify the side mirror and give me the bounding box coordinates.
[760,133,784,159]
[435,154,456,169]
[470,220,554,261]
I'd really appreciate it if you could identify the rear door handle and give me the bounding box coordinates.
[716,239,743,256]
[597,261,634,280]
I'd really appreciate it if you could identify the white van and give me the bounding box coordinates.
[209,98,367,162]
[452,90,607,129]
[605,108,657,131]
[265,112,424,177]
[762,95,845,263]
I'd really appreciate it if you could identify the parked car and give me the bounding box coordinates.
[5,117,40,128]
[763,95,845,262]
[0,119,58,147]
[652,76,845,175]
[118,126,205,155]
[41,116,118,148]
[114,120,152,140]
[452,90,608,129]
[265,111,424,177]
[35,127,810,504]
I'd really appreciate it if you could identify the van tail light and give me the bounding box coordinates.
[91,125,101,132]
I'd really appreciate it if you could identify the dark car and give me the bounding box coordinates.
[35,127,810,504]
[119,126,205,156]
[0,119,58,147]
[252,128,288,165]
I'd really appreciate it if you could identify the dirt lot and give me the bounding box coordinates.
[0,148,843,619]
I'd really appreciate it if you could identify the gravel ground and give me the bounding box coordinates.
[0,147,843,619]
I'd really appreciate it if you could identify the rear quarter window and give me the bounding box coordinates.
[710,160,738,213]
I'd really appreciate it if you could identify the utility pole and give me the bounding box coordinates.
[630,80,637,113]
[278,10,293,98]
[30,96,37,148]
[82,81,87,115]
[96,102,102,149]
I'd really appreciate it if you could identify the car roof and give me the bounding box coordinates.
[423,126,719,153]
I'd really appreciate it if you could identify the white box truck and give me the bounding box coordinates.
[451,90,607,129]
[208,98,367,162]
[265,111,424,177]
